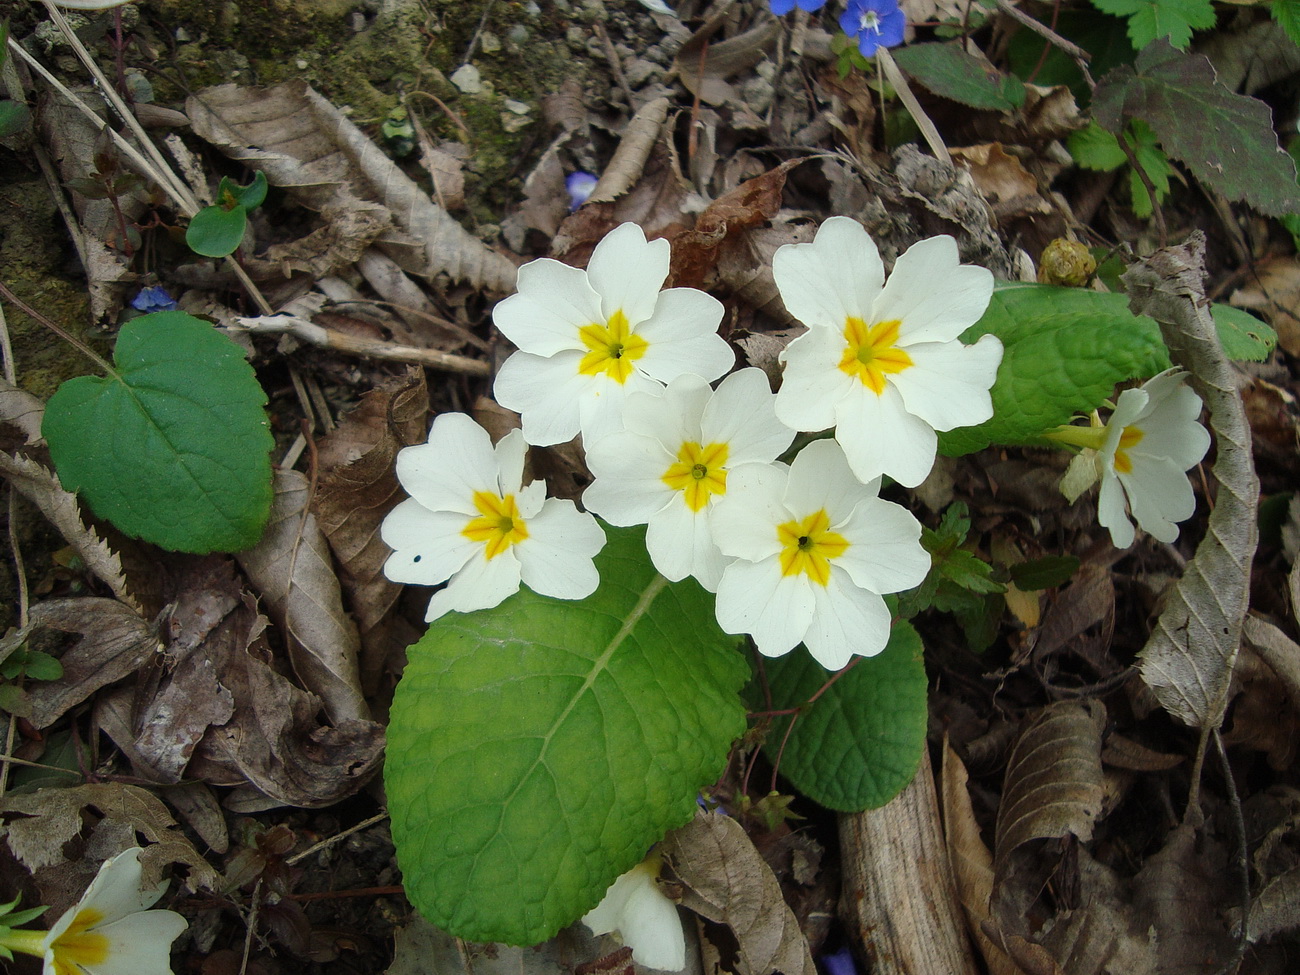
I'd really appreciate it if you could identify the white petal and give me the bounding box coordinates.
[81,910,188,975]
[382,501,477,585]
[710,463,790,562]
[783,439,876,527]
[835,498,930,594]
[772,216,883,327]
[700,368,794,466]
[493,429,528,495]
[834,384,938,488]
[1097,472,1135,548]
[889,333,1002,432]
[872,236,994,345]
[773,328,852,433]
[803,570,893,669]
[517,501,605,599]
[715,559,813,656]
[395,413,498,515]
[618,876,686,971]
[425,551,523,621]
[586,223,670,325]
[1131,378,1210,471]
[515,479,548,519]
[578,371,665,446]
[493,259,604,356]
[1121,458,1196,543]
[645,497,725,591]
[583,433,677,525]
[62,849,165,928]
[493,351,589,446]
[624,375,707,448]
[635,289,733,384]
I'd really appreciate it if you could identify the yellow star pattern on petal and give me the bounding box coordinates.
[776,509,850,587]
[837,317,913,394]
[461,491,529,559]
[1113,426,1144,475]
[578,309,649,383]
[48,908,111,975]
[661,441,730,512]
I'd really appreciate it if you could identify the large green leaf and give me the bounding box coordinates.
[1092,43,1300,218]
[1089,0,1215,50]
[43,311,273,553]
[939,284,1276,455]
[762,622,927,812]
[385,525,748,946]
[891,43,1025,111]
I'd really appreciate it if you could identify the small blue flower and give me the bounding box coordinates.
[769,0,828,14]
[130,285,178,313]
[565,171,599,211]
[839,0,906,57]
[820,948,858,975]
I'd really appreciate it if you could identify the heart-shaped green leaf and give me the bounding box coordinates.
[762,622,927,812]
[43,311,273,553]
[186,204,248,257]
[385,525,748,945]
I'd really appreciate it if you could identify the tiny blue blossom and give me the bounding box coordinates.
[821,948,858,975]
[565,171,599,211]
[769,0,828,14]
[839,0,906,57]
[130,285,178,313]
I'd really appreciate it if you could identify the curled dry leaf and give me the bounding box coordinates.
[185,80,517,293]
[675,13,781,107]
[1248,865,1300,943]
[0,781,218,892]
[1125,233,1259,730]
[662,812,816,975]
[23,597,159,729]
[949,144,1051,223]
[586,97,670,206]
[237,469,369,724]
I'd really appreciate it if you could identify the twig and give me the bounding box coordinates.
[240,877,262,975]
[1211,729,1249,975]
[595,20,637,110]
[460,0,498,65]
[233,315,491,375]
[287,811,389,866]
[0,281,115,375]
[990,0,1095,91]
[1117,133,1168,247]
[876,49,950,166]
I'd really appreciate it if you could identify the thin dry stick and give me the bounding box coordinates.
[286,811,390,867]
[876,49,951,166]
[991,0,1095,91]
[234,315,491,375]
[0,300,23,799]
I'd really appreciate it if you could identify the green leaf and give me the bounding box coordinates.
[1010,555,1081,590]
[762,622,927,812]
[218,170,268,210]
[0,101,29,139]
[186,204,247,258]
[385,525,748,946]
[1092,43,1300,217]
[891,43,1026,111]
[939,284,1170,455]
[1090,0,1215,50]
[1210,303,1276,362]
[19,651,62,683]
[1274,0,1300,46]
[1124,120,1173,218]
[1007,11,1136,101]
[1069,120,1130,171]
[43,311,273,553]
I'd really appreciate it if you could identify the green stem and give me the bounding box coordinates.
[1043,423,1107,451]
[0,927,49,959]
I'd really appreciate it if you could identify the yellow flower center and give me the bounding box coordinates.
[578,309,648,384]
[1114,426,1143,475]
[49,908,110,975]
[776,509,849,587]
[661,441,729,512]
[838,317,913,394]
[462,491,529,559]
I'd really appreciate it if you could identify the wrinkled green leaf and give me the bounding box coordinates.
[43,311,273,553]
[1069,120,1131,171]
[1092,43,1300,217]
[185,205,247,258]
[1090,0,1215,50]
[1007,11,1136,101]
[892,43,1026,111]
[385,525,748,946]
[762,623,927,812]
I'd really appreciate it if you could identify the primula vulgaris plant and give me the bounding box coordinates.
[380,218,1239,959]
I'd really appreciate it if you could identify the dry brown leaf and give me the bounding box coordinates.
[940,742,1025,975]
[502,133,572,249]
[1127,235,1259,730]
[675,14,781,107]
[185,80,517,293]
[994,700,1106,873]
[1230,256,1300,357]
[662,812,816,975]
[720,221,815,325]
[950,144,1051,223]
[23,598,158,729]
[420,142,467,212]
[237,470,368,724]
[248,199,390,280]
[1132,824,1235,972]
[1249,865,1300,943]
[0,782,218,892]
[586,97,671,206]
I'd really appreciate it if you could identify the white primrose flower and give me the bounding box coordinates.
[710,439,930,669]
[21,847,187,975]
[1053,369,1211,548]
[382,413,605,621]
[772,216,1003,488]
[583,855,686,972]
[492,223,735,447]
[582,369,795,592]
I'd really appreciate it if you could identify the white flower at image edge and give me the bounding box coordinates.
[42,847,187,975]
[710,439,931,669]
[1096,369,1211,548]
[773,216,1003,488]
[582,369,794,591]
[583,856,685,972]
[492,222,735,447]
[381,413,605,621]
